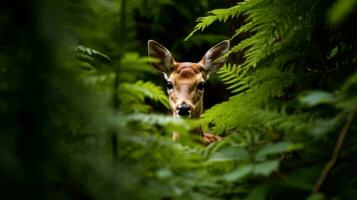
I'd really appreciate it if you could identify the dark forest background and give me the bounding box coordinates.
[1,0,357,199]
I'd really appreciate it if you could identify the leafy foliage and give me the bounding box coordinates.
[184,0,357,199]
[2,0,357,199]
[119,81,169,112]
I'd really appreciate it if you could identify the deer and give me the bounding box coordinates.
[148,40,230,144]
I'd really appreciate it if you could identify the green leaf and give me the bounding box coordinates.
[190,192,221,200]
[222,164,253,182]
[185,4,241,40]
[327,0,357,25]
[310,117,339,138]
[327,46,338,59]
[156,168,173,179]
[209,146,249,162]
[119,81,169,109]
[299,91,336,107]
[253,160,279,176]
[245,186,267,200]
[75,45,111,62]
[255,141,301,161]
[222,160,279,182]
[306,193,325,200]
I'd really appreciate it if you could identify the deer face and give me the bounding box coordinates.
[166,62,206,117]
[148,40,230,118]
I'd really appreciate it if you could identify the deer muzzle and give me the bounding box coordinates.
[176,102,192,117]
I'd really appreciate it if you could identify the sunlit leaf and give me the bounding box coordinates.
[222,164,253,182]
[209,146,249,162]
[255,141,302,161]
[328,0,357,25]
[299,91,336,107]
[156,168,173,179]
[253,160,279,176]
[75,45,111,62]
[306,193,325,200]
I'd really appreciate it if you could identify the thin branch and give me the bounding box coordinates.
[313,109,357,193]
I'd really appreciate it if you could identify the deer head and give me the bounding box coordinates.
[148,40,230,118]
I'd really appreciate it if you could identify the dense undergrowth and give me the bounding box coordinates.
[1,0,357,199]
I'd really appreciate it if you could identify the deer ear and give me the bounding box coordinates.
[148,40,174,77]
[201,40,230,74]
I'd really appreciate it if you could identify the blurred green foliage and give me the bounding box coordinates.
[1,0,357,199]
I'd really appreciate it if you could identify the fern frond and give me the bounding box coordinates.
[202,67,296,134]
[185,4,243,41]
[119,81,169,109]
[73,45,111,71]
[75,45,111,63]
[119,52,156,81]
[218,64,251,94]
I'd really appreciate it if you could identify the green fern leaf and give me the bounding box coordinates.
[119,81,170,109]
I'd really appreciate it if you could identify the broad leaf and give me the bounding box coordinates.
[255,141,301,161]
[222,165,253,182]
[253,160,279,176]
[209,146,249,162]
[299,91,336,107]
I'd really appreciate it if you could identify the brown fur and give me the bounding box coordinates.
[168,62,204,119]
[148,40,229,144]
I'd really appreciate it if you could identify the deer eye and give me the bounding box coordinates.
[197,81,205,90]
[167,81,173,90]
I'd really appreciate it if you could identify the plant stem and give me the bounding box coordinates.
[313,109,357,193]
[111,0,127,159]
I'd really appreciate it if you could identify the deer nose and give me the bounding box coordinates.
[177,103,191,116]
